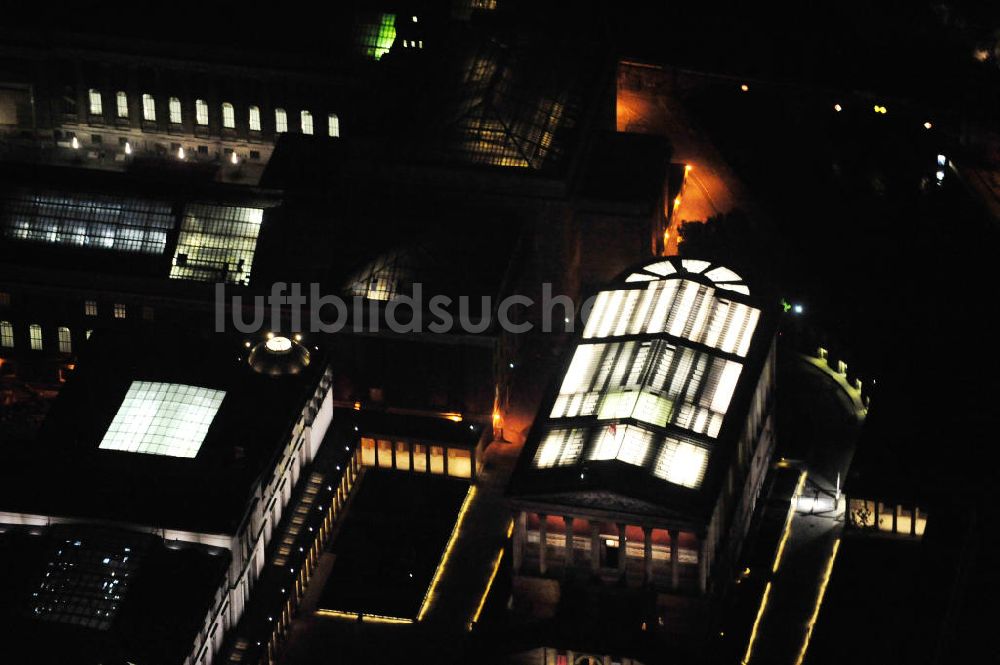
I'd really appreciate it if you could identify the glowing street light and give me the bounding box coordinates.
[923,121,933,130]
[793,303,804,315]
[833,103,842,112]
[740,83,749,92]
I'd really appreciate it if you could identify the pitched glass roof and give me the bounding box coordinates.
[530,258,761,491]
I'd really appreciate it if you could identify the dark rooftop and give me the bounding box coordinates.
[0,524,228,665]
[0,326,325,535]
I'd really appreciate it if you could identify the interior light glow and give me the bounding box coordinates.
[99,381,226,458]
[265,336,293,353]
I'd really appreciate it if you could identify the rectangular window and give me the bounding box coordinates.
[142,306,154,321]
[300,110,313,135]
[394,441,410,471]
[360,437,376,466]
[195,99,209,126]
[88,89,103,115]
[169,97,182,124]
[377,439,393,468]
[412,444,427,472]
[85,300,97,316]
[429,446,445,474]
[328,113,340,138]
[113,303,126,319]
[142,93,156,121]
[29,323,42,350]
[58,326,72,353]
[249,105,261,131]
[169,203,264,285]
[222,103,235,129]
[447,448,472,478]
[274,108,287,133]
[0,321,13,348]
[0,292,9,306]
[116,91,128,118]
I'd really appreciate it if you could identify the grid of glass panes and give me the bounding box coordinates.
[356,13,397,60]
[347,250,412,301]
[582,280,760,358]
[533,428,587,468]
[550,340,743,438]
[652,436,710,488]
[0,190,174,255]
[99,381,226,458]
[169,203,264,285]
[31,534,143,630]
[0,320,12,347]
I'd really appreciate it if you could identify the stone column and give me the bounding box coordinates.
[564,516,575,572]
[698,536,708,594]
[589,521,601,573]
[669,529,680,590]
[617,523,628,579]
[512,511,526,573]
[642,526,653,585]
[538,513,548,575]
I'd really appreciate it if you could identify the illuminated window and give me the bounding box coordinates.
[300,110,313,135]
[113,303,126,319]
[413,443,427,472]
[429,445,445,474]
[85,329,92,340]
[249,105,261,131]
[88,89,103,115]
[274,108,287,133]
[447,448,472,478]
[195,99,208,126]
[0,321,12,348]
[377,439,393,468]
[0,291,10,306]
[0,190,174,256]
[590,424,654,466]
[347,249,412,301]
[169,97,182,124]
[395,441,411,471]
[142,93,156,121]
[328,113,340,137]
[99,381,226,458]
[357,13,397,60]
[169,204,264,285]
[29,323,42,350]
[84,300,97,316]
[361,437,376,466]
[222,102,235,129]
[58,326,72,353]
[115,91,128,118]
[652,437,709,489]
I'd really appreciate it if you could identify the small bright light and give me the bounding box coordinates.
[740,83,749,92]
[230,151,239,165]
[294,333,302,341]
[71,136,80,149]
[266,332,274,339]
[937,154,947,166]
[412,15,417,22]
[685,164,693,173]
[265,336,292,352]
[935,170,945,182]
[923,121,933,130]
[124,141,132,155]
[508,362,514,369]
[244,341,251,348]
[177,146,185,159]
[793,304,803,314]
[833,103,842,112]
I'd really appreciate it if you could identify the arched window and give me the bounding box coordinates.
[169,97,182,124]
[222,102,235,129]
[328,113,340,138]
[116,91,128,118]
[195,99,209,126]
[0,321,13,348]
[249,105,261,131]
[142,93,156,121]
[58,326,72,353]
[29,324,42,350]
[300,110,313,135]
[274,108,288,133]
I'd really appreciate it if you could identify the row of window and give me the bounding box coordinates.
[1,321,76,352]
[359,437,473,478]
[85,90,340,137]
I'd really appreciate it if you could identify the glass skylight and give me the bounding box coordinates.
[169,204,264,286]
[99,381,226,458]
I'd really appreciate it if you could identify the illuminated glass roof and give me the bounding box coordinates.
[169,203,263,286]
[530,257,761,491]
[98,381,226,458]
